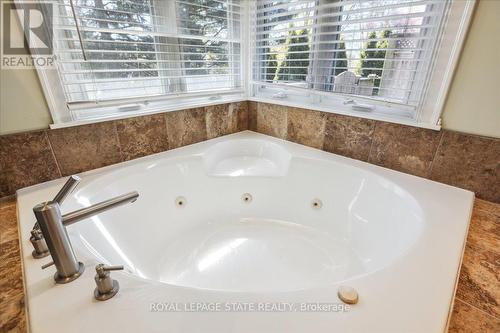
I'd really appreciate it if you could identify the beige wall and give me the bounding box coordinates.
[0,0,499,137]
[0,4,52,135]
[441,0,500,138]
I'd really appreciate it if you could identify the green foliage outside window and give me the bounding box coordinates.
[333,40,347,76]
[276,28,310,82]
[360,30,392,79]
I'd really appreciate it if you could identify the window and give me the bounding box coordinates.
[27,0,473,128]
[41,0,243,123]
[251,0,475,128]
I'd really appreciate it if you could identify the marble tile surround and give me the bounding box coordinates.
[0,198,26,333]
[1,198,498,332]
[249,102,500,203]
[0,102,248,197]
[0,101,498,203]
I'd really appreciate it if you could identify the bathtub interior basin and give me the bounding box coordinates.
[64,139,424,293]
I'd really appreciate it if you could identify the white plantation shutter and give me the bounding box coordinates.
[53,0,242,107]
[252,0,451,119]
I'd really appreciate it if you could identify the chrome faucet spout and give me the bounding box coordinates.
[63,191,139,226]
[53,175,81,204]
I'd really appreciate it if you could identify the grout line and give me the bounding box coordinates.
[45,130,63,178]
[454,297,500,321]
[366,121,377,162]
[244,100,250,131]
[204,105,210,139]
[111,121,124,162]
[319,113,327,151]
[283,104,289,140]
[255,101,260,132]
[163,112,171,151]
[428,129,445,178]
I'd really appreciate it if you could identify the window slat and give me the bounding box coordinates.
[63,73,240,85]
[256,0,441,24]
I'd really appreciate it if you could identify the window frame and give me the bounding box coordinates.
[19,0,475,130]
[17,0,246,128]
[249,0,476,129]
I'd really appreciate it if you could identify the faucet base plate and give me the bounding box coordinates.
[54,262,85,284]
[32,249,50,259]
[94,280,119,301]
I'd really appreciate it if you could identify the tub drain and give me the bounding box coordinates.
[311,198,322,209]
[242,193,253,203]
[175,196,187,207]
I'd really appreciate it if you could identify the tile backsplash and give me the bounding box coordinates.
[0,102,248,197]
[248,101,500,203]
[1,100,498,203]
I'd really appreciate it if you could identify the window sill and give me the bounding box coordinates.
[49,93,440,131]
[249,96,441,131]
[49,93,246,130]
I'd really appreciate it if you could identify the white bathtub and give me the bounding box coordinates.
[17,131,474,333]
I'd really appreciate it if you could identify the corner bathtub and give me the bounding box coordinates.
[17,131,474,333]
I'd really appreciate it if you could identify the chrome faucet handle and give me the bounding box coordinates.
[30,175,81,258]
[94,264,124,301]
[32,175,81,231]
[53,175,81,204]
[96,264,124,276]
